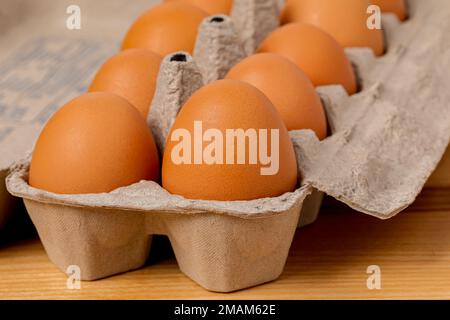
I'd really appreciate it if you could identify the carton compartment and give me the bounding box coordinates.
[159,209,300,292]
[8,159,309,292]
[24,199,151,281]
[4,0,450,292]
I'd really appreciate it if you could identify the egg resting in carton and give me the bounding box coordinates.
[5,1,307,293]
[0,0,161,230]
[6,0,450,292]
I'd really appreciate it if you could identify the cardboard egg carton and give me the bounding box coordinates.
[8,155,310,291]
[0,0,151,229]
[5,0,311,292]
[5,51,313,292]
[5,0,450,292]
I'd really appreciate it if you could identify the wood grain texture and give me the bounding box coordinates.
[426,147,450,188]
[0,189,449,300]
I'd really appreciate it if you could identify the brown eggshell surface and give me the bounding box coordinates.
[29,93,160,194]
[258,23,357,95]
[370,0,407,21]
[122,2,208,56]
[162,79,298,201]
[280,0,385,56]
[164,0,233,15]
[226,53,327,139]
[89,48,162,118]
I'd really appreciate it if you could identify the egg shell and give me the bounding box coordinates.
[280,0,385,56]
[89,48,162,118]
[29,93,160,194]
[6,0,450,293]
[258,23,357,95]
[164,0,233,15]
[225,53,327,139]
[122,2,208,56]
[370,0,407,21]
[162,79,298,201]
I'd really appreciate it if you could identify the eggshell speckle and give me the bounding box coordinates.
[122,2,208,56]
[29,93,160,194]
[162,79,298,201]
[164,0,233,15]
[281,0,385,56]
[258,23,357,95]
[226,53,327,139]
[89,49,162,118]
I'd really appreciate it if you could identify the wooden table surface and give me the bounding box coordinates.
[0,188,449,300]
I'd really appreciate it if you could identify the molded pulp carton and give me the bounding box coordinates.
[5,0,450,292]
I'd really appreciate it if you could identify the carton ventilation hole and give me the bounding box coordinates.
[210,16,224,23]
[170,54,187,62]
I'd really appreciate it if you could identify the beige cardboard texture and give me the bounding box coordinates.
[149,54,204,152]
[4,0,450,292]
[291,0,450,218]
[0,0,157,226]
[7,159,309,292]
[230,0,280,55]
[6,48,311,290]
[193,15,246,84]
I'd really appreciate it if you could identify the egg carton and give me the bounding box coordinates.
[5,53,313,292]
[150,0,450,220]
[4,1,309,293]
[6,0,450,293]
[0,0,151,230]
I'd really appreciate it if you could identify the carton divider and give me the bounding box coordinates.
[2,0,450,292]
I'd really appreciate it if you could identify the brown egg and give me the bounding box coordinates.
[89,49,162,118]
[164,0,233,15]
[162,79,298,201]
[370,0,407,21]
[122,2,208,56]
[225,53,327,139]
[258,23,357,95]
[280,0,385,56]
[29,93,160,194]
